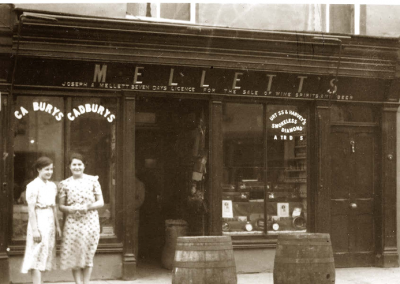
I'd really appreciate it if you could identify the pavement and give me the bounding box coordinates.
[39,267,400,284]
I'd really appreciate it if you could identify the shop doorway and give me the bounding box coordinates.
[329,125,379,267]
[135,97,208,267]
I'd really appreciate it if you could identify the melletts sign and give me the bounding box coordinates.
[15,59,387,102]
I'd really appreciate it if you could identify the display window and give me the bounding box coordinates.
[222,103,308,235]
[12,95,118,240]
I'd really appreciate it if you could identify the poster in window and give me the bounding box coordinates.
[277,203,289,217]
[222,200,233,218]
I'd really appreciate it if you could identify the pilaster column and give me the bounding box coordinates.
[122,95,137,279]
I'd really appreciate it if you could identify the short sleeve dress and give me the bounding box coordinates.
[59,174,102,269]
[21,177,57,273]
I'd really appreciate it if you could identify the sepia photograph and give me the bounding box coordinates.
[1,1,400,283]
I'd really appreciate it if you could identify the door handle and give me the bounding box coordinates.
[350,140,355,153]
[2,182,6,193]
[350,203,357,209]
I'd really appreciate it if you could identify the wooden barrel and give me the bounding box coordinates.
[172,236,237,284]
[161,219,188,270]
[273,233,335,284]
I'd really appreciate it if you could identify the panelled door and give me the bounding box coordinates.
[329,125,378,267]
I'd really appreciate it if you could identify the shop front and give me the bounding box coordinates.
[1,9,400,282]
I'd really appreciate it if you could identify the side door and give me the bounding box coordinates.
[330,125,378,267]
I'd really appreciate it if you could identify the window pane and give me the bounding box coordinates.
[160,3,190,21]
[222,103,265,235]
[69,98,117,237]
[126,3,148,17]
[13,96,64,239]
[266,105,308,234]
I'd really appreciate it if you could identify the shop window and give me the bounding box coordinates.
[221,103,308,236]
[222,103,265,235]
[12,96,117,240]
[266,105,308,234]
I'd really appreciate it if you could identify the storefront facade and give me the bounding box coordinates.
[1,8,400,282]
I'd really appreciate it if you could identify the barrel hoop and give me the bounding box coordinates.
[175,245,233,251]
[275,257,335,264]
[174,260,236,268]
[277,241,331,246]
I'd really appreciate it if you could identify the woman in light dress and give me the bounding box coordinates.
[58,153,104,284]
[21,157,62,284]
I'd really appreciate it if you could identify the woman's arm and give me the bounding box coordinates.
[27,204,41,242]
[87,193,104,211]
[52,206,62,237]
[58,196,77,214]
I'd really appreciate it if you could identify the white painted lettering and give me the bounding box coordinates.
[297,76,308,93]
[67,112,75,121]
[168,68,178,86]
[134,66,144,84]
[200,70,209,88]
[93,64,107,83]
[97,105,105,115]
[107,114,115,123]
[232,72,243,90]
[266,74,276,91]
[56,112,64,121]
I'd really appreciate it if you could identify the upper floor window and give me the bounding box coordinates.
[126,3,196,24]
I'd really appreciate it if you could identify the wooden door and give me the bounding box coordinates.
[330,125,378,267]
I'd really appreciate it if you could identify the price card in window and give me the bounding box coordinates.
[222,200,233,218]
[277,203,289,217]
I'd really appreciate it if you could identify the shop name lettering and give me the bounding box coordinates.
[14,102,116,123]
[270,110,306,141]
[61,64,353,100]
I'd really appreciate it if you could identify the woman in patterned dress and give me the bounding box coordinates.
[21,157,62,284]
[59,153,104,284]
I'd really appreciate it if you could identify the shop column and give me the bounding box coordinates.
[380,103,399,267]
[122,95,137,279]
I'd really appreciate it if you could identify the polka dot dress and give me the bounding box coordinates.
[59,174,102,270]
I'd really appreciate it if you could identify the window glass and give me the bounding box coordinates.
[222,103,265,235]
[127,3,191,21]
[13,96,64,239]
[266,105,308,234]
[70,98,117,237]
[12,96,118,240]
[160,3,190,21]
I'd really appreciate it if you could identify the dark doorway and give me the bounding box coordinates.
[135,97,208,265]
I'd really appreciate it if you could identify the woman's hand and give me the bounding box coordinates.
[33,230,42,243]
[68,206,78,215]
[77,204,88,214]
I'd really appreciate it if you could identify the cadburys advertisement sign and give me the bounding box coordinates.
[15,59,387,102]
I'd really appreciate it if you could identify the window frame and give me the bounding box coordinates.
[8,90,123,253]
[220,99,311,238]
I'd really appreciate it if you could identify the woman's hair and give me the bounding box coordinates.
[69,153,86,165]
[34,156,53,172]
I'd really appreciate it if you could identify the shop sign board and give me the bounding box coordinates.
[15,59,387,102]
